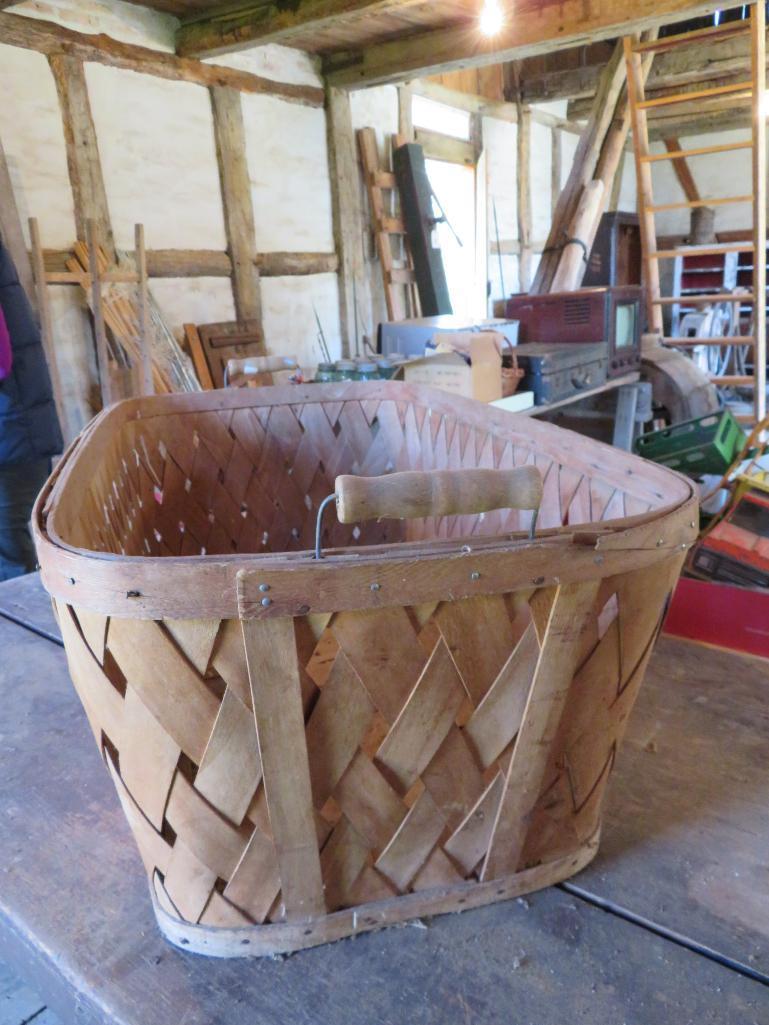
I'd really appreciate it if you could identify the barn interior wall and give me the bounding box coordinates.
[5,0,749,441]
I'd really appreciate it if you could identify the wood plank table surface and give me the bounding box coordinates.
[0,570,60,642]
[0,574,767,1024]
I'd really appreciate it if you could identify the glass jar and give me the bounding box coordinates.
[376,357,396,379]
[314,361,336,383]
[334,359,357,381]
[354,360,379,381]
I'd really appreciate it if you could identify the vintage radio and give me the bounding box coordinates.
[583,211,642,287]
[504,286,642,378]
[513,342,608,406]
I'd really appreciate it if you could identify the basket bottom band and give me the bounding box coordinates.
[150,831,601,959]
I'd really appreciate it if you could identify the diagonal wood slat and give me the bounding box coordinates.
[481,580,600,880]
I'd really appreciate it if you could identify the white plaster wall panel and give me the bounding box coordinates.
[484,116,517,239]
[616,154,637,214]
[488,253,520,302]
[242,93,334,253]
[261,274,342,367]
[212,45,323,88]
[484,116,518,302]
[350,85,398,162]
[10,0,176,49]
[85,63,226,251]
[150,278,235,342]
[530,119,552,243]
[535,100,570,119]
[651,130,753,237]
[0,44,76,247]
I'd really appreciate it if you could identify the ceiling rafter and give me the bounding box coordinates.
[322,0,748,89]
[176,0,427,59]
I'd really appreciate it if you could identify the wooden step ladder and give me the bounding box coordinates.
[624,3,767,423]
[357,127,420,322]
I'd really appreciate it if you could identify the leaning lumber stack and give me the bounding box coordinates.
[33,380,697,958]
[532,33,656,295]
[66,241,200,396]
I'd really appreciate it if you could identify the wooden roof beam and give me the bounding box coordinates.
[521,26,764,103]
[176,0,417,60]
[663,137,700,201]
[324,0,746,89]
[0,11,324,107]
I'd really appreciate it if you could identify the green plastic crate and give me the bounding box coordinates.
[634,410,747,476]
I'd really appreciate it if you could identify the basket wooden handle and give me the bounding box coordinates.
[335,467,543,524]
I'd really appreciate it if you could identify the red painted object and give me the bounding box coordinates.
[664,576,769,660]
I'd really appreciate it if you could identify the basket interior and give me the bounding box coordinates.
[50,392,678,559]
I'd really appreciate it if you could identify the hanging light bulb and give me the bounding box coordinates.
[479,0,504,37]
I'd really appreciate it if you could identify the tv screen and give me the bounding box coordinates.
[615,302,637,350]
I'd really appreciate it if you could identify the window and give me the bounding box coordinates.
[412,96,472,140]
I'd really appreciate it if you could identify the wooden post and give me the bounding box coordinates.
[0,134,36,312]
[550,128,562,220]
[398,83,414,143]
[210,86,262,324]
[28,217,65,427]
[48,54,115,261]
[751,0,766,424]
[624,36,663,333]
[326,85,369,357]
[86,219,112,407]
[135,223,153,396]
[516,103,532,292]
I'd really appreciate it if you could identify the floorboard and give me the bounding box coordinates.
[577,635,769,978]
[0,581,768,1023]
[0,957,56,1025]
[0,573,60,644]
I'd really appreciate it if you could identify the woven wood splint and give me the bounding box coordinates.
[33,382,697,957]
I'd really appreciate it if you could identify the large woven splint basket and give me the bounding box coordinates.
[33,382,697,957]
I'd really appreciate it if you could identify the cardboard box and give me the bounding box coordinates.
[399,331,503,403]
[379,317,519,357]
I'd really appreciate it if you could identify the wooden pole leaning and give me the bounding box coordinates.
[86,218,112,407]
[135,223,153,397]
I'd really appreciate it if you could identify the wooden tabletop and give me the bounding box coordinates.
[0,574,767,1023]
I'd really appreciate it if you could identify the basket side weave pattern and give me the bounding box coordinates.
[55,552,681,930]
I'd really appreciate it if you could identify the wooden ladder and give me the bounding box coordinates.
[624,4,767,423]
[357,127,420,322]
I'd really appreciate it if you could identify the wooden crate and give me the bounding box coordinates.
[32,382,697,957]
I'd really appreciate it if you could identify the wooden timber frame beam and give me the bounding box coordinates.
[210,86,262,324]
[0,11,323,108]
[521,25,767,104]
[40,249,339,279]
[326,86,370,357]
[663,137,700,202]
[177,0,412,60]
[48,54,116,262]
[322,0,747,89]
